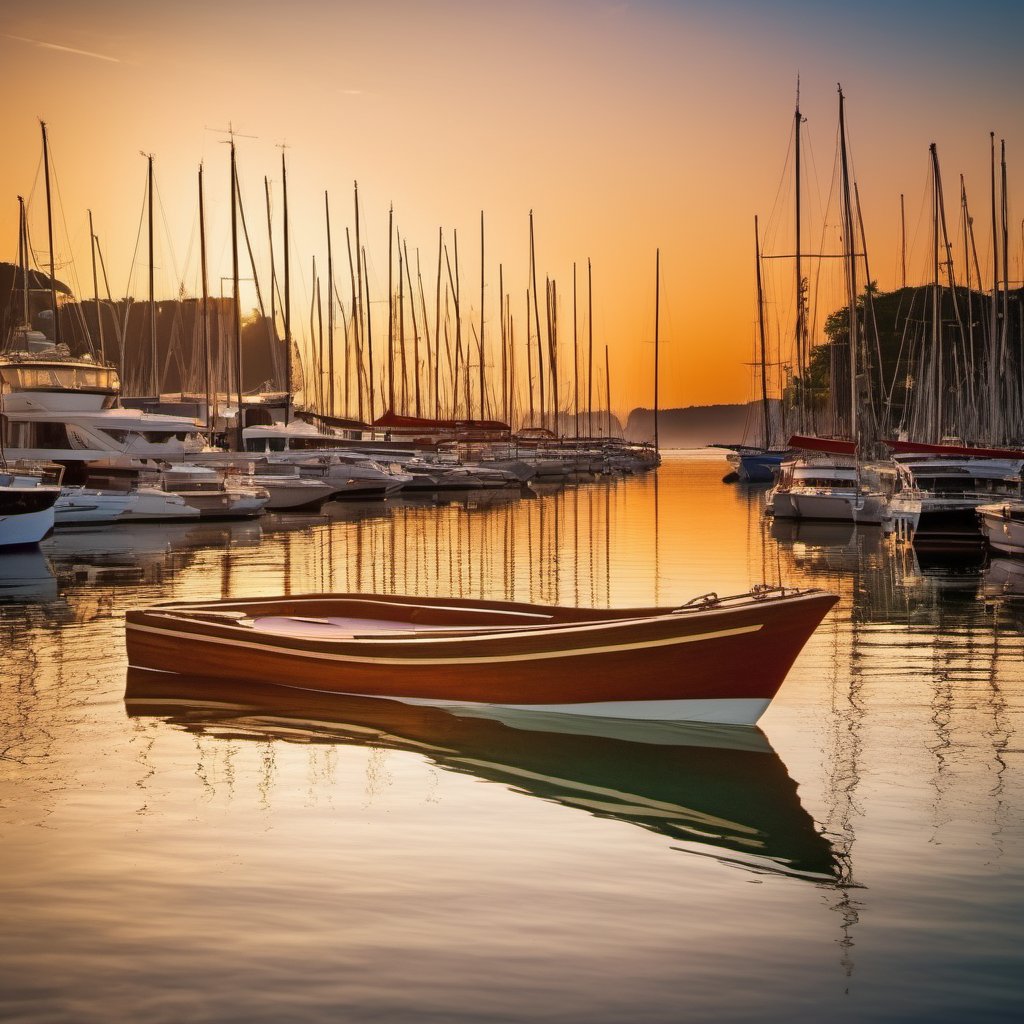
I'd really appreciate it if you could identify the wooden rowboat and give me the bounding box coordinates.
[124,585,838,726]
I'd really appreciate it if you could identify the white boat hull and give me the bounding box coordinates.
[0,506,56,548]
[54,488,135,525]
[769,489,888,524]
[120,488,200,522]
[978,506,1024,557]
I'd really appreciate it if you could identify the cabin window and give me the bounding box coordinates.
[245,439,267,452]
[269,438,286,451]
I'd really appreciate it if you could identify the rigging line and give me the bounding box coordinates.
[48,149,95,354]
[123,175,149,307]
[764,116,797,251]
[154,176,188,297]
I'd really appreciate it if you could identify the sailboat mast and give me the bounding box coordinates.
[434,228,442,420]
[198,163,213,442]
[479,211,486,421]
[355,182,366,422]
[900,193,907,289]
[147,153,157,395]
[40,123,61,347]
[230,139,244,451]
[754,217,771,451]
[387,205,395,413]
[837,85,858,443]
[654,248,660,451]
[363,245,375,426]
[587,258,593,437]
[572,262,579,439]
[264,176,278,395]
[794,81,806,432]
[605,344,612,438]
[18,196,30,328]
[282,150,291,425]
[930,143,942,442]
[88,209,105,362]
[529,211,545,431]
[325,191,335,418]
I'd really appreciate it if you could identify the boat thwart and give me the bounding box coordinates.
[125,587,838,726]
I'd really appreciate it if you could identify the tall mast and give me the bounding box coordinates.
[264,176,278,394]
[405,240,421,418]
[147,153,157,395]
[572,262,579,439]
[479,211,486,421]
[500,267,507,425]
[754,217,771,451]
[794,79,807,432]
[18,196,30,327]
[345,227,358,419]
[354,182,366,421]
[434,228,442,420]
[990,133,999,372]
[40,123,61,347]
[325,190,335,418]
[282,149,291,424]
[398,233,407,412]
[587,258,593,437]
[198,163,213,443]
[363,245,375,425]
[837,85,858,443]
[529,211,545,431]
[1000,139,1009,372]
[387,204,395,413]
[605,344,612,438]
[548,278,559,436]
[930,143,942,442]
[654,248,661,451]
[230,138,244,451]
[900,193,907,289]
[526,289,534,425]
[88,209,105,362]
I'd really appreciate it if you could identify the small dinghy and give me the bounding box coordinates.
[125,586,838,726]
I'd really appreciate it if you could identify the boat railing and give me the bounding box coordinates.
[673,584,810,612]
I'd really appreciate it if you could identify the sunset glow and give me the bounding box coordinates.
[2,0,1022,418]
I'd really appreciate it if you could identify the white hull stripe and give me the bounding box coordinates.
[127,620,763,666]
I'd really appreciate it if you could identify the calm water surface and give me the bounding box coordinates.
[1,453,1023,1023]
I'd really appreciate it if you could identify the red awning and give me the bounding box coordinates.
[881,438,1024,459]
[787,434,857,456]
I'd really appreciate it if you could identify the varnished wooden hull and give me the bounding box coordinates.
[125,590,837,725]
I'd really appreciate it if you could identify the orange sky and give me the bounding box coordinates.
[2,0,1022,418]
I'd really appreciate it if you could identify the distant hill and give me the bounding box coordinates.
[625,403,770,448]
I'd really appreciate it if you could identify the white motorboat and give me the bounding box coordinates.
[159,466,269,519]
[0,349,207,466]
[54,486,136,526]
[977,502,1024,557]
[766,447,894,525]
[885,441,1024,551]
[0,462,64,548]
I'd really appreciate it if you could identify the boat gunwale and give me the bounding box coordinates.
[125,588,838,650]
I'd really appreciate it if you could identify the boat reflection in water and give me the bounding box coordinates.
[0,547,58,603]
[124,668,844,883]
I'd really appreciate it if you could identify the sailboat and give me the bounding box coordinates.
[766,86,896,525]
